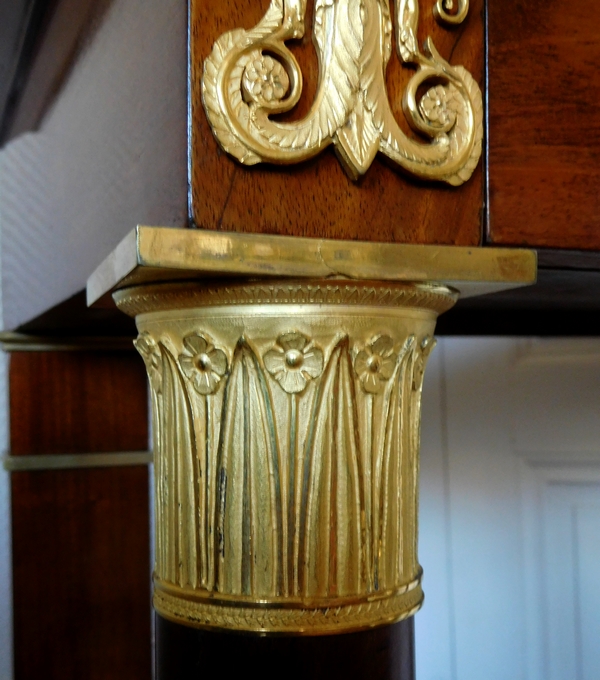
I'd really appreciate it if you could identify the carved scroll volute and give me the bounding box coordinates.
[201,0,483,185]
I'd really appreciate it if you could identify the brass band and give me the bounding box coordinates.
[154,576,424,636]
[0,332,135,353]
[3,451,153,472]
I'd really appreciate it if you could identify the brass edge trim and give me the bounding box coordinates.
[87,226,538,306]
[86,227,140,307]
[3,451,153,472]
[113,280,458,318]
[153,585,424,636]
[0,332,136,353]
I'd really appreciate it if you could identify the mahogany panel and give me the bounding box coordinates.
[191,0,484,245]
[10,351,148,456]
[11,467,152,680]
[9,351,151,679]
[488,0,600,250]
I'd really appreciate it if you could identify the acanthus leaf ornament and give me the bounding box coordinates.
[134,331,163,394]
[201,0,483,185]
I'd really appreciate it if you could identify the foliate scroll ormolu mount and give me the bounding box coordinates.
[202,0,482,184]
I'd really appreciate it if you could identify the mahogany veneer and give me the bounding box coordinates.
[9,351,151,680]
[191,0,484,245]
[488,0,600,251]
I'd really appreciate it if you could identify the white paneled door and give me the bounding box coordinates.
[538,475,600,680]
[416,339,600,680]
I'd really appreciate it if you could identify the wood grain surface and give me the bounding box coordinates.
[190,0,484,244]
[156,614,415,680]
[11,467,152,680]
[10,351,148,456]
[9,351,151,680]
[488,0,600,250]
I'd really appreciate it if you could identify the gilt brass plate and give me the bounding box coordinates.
[88,226,537,307]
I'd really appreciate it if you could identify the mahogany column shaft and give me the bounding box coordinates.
[156,616,415,680]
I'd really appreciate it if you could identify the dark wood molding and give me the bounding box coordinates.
[535,249,600,273]
[14,265,600,339]
[438,269,600,336]
[16,291,137,338]
[437,308,600,336]
[0,0,56,143]
[0,0,54,143]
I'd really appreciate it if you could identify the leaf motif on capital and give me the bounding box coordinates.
[140,328,436,604]
[201,0,483,185]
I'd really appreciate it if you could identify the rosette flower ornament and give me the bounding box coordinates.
[264,332,324,394]
[419,84,457,128]
[354,335,398,394]
[242,55,290,106]
[134,332,163,393]
[178,334,228,396]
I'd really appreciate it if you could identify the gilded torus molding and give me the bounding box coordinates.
[115,280,456,634]
[202,0,482,183]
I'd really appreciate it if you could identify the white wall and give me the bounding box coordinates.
[416,338,600,680]
[0,0,188,331]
